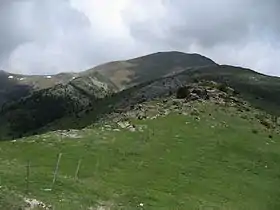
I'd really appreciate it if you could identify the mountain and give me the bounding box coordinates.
[87,51,217,90]
[0,51,214,106]
[0,52,217,138]
[0,51,280,139]
[1,51,280,209]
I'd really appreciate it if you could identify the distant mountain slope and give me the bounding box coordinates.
[0,70,78,106]
[0,71,116,138]
[88,51,217,90]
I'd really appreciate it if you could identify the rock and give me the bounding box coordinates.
[137,112,146,120]
[150,115,159,120]
[191,87,207,98]
[128,125,136,132]
[172,99,182,106]
[176,85,210,102]
[189,93,200,101]
[190,108,200,116]
[117,121,130,128]
[138,124,147,132]
[24,198,51,210]
[162,98,168,103]
[195,116,200,121]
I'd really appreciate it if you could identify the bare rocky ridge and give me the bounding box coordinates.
[101,81,247,124]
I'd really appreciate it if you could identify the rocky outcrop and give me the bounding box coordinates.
[100,81,248,125]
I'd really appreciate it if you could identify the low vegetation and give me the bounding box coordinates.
[0,89,280,209]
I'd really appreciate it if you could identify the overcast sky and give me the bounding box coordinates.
[1,0,280,76]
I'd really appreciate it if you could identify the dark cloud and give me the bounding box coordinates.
[0,1,30,61]
[0,0,95,74]
[123,0,280,75]
[1,0,280,75]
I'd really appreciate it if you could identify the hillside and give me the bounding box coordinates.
[0,82,280,209]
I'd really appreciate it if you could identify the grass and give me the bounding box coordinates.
[0,101,280,209]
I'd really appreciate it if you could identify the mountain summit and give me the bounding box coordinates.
[88,51,217,90]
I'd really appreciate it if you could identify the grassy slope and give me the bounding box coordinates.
[187,65,280,115]
[1,100,280,209]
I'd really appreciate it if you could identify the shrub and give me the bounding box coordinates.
[176,86,190,99]
[190,109,200,116]
[233,90,240,95]
[217,83,228,93]
[193,78,199,83]
[252,129,258,134]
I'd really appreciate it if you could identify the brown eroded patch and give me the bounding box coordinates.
[96,61,137,90]
[110,68,135,90]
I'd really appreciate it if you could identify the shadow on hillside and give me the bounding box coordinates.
[38,83,145,134]
[0,73,33,107]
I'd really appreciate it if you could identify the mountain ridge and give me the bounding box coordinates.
[87,51,217,90]
[0,51,215,106]
[1,51,280,139]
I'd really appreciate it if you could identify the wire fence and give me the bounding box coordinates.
[0,153,85,195]
[0,129,156,195]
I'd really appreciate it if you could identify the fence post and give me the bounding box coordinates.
[75,159,82,181]
[52,153,62,188]
[95,158,99,176]
[25,160,30,194]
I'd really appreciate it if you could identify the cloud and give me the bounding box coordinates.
[123,0,280,75]
[0,0,280,76]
